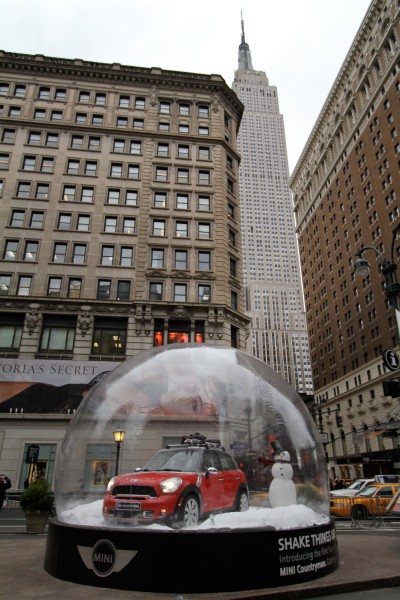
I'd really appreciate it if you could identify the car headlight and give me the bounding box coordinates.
[160,477,182,493]
[106,477,116,492]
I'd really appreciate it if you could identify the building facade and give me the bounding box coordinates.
[290,0,400,480]
[0,51,250,487]
[232,19,313,395]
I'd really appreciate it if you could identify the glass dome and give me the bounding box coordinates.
[55,344,330,530]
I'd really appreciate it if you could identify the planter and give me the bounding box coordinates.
[25,510,50,534]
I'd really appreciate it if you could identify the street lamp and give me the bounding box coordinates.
[113,428,125,476]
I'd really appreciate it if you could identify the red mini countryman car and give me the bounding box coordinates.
[103,433,249,527]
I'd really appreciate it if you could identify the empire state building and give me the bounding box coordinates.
[232,17,313,394]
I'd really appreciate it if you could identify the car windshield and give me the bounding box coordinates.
[141,448,202,473]
[359,486,379,497]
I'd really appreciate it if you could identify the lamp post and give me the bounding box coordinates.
[113,428,125,476]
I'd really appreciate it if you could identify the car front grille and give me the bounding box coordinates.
[112,485,157,497]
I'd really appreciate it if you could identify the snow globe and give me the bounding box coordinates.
[45,345,338,593]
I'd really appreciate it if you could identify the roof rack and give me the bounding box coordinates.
[166,433,225,450]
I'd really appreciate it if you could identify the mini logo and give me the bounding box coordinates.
[92,540,116,577]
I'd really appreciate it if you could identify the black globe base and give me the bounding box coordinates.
[44,518,338,594]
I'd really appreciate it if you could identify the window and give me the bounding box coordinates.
[175,250,188,270]
[33,108,46,121]
[229,229,236,246]
[40,316,76,352]
[117,280,130,300]
[198,251,210,270]
[48,277,62,297]
[68,278,82,298]
[110,162,122,177]
[198,126,209,136]
[9,106,21,117]
[79,91,90,103]
[30,211,44,229]
[179,103,190,115]
[51,110,63,121]
[35,183,49,199]
[151,249,164,268]
[198,105,209,117]
[175,221,188,237]
[230,257,237,277]
[176,194,189,210]
[55,89,66,101]
[130,141,141,155]
[149,282,163,301]
[120,246,133,266]
[119,95,130,107]
[46,133,58,147]
[157,143,169,156]
[67,159,80,174]
[0,275,12,296]
[198,170,210,185]
[24,241,38,261]
[81,187,94,203]
[198,285,211,303]
[85,161,97,176]
[3,240,18,260]
[159,122,170,132]
[156,166,168,181]
[72,244,86,264]
[116,116,128,128]
[178,145,189,159]
[41,157,54,172]
[123,217,135,234]
[0,153,10,169]
[53,243,67,263]
[97,280,111,300]
[0,314,23,349]
[88,136,100,151]
[160,101,171,114]
[17,275,32,296]
[28,131,41,145]
[17,182,31,197]
[75,113,87,123]
[0,83,9,96]
[101,245,114,266]
[178,124,189,134]
[95,93,106,106]
[104,216,117,232]
[135,97,145,109]
[198,222,211,239]
[15,85,26,98]
[38,87,50,99]
[10,210,25,227]
[92,318,127,355]
[107,189,120,204]
[1,129,16,143]
[92,114,104,125]
[127,164,139,179]
[0,179,3,195]
[133,118,144,129]
[174,284,187,302]
[153,220,165,236]
[72,134,85,148]
[177,168,189,184]
[63,185,76,202]
[22,156,36,171]
[77,214,90,231]
[198,146,210,160]
[154,192,167,207]
[231,291,238,310]
[125,190,138,205]
[58,213,72,230]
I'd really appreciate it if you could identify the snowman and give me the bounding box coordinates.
[268,440,297,508]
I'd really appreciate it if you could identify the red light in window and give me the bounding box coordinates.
[195,333,204,343]
[154,331,163,346]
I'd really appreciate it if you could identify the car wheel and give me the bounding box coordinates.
[236,490,249,512]
[179,495,200,527]
[352,505,368,520]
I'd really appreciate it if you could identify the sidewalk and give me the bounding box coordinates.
[1,524,400,599]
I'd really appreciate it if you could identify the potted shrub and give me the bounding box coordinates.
[20,478,54,533]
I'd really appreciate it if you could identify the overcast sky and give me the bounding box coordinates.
[1,0,371,172]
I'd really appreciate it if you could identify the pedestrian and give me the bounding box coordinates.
[0,474,12,511]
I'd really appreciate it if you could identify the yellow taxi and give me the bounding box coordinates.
[330,483,399,519]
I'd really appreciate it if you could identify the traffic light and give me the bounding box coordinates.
[382,379,400,398]
[335,413,343,427]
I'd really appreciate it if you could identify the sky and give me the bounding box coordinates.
[1,0,371,173]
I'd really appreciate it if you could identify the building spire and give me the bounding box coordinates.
[238,11,253,70]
